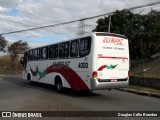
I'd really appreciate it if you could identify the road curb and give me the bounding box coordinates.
[117,88,160,99]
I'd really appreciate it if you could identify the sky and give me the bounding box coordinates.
[0,0,160,49]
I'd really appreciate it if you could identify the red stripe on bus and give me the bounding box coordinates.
[98,65,106,71]
[46,64,89,90]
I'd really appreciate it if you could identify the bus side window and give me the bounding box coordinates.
[70,40,78,57]
[34,49,40,60]
[37,49,40,59]
[33,50,36,60]
[49,46,53,58]
[49,45,58,59]
[59,42,69,58]
[41,47,48,59]
[29,50,34,61]
[59,43,64,58]
[23,52,28,69]
[54,45,58,58]
[79,37,91,57]
[64,42,69,57]
[34,49,38,60]
[28,51,30,60]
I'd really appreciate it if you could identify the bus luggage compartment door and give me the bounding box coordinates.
[97,57,129,80]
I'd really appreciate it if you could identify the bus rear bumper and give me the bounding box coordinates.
[90,78,129,90]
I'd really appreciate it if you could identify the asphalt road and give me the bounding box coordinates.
[0,75,160,120]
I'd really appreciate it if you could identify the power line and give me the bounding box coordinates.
[0,17,27,26]
[1,1,160,36]
[0,18,85,35]
[127,1,160,11]
[1,1,159,27]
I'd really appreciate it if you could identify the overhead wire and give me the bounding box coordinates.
[0,0,160,35]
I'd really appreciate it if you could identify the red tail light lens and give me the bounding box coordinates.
[92,71,98,78]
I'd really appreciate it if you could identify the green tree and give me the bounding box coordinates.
[0,36,7,52]
[94,9,160,59]
[8,40,29,60]
[146,10,160,55]
[95,10,139,59]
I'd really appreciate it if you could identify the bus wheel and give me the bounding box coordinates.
[55,76,63,92]
[27,74,33,84]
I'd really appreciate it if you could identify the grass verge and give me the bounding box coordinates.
[128,84,160,95]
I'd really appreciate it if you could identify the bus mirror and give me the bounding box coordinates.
[20,57,24,64]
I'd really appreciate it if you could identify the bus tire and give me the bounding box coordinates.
[27,73,33,84]
[55,76,63,92]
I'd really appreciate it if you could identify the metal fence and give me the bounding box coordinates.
[130,57,160,88]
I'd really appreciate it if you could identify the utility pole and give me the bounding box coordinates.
[78,20,85,35]
[108,15,111,33]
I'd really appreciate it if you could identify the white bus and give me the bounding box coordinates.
[22,32,129,92]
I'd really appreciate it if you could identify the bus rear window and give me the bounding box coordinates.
[79,37,91,57]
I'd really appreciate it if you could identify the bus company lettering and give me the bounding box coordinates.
[52,61,70,67]
[103,37,123,45]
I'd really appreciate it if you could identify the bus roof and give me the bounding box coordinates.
[27,32,127,51]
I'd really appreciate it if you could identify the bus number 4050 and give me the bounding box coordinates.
[78,62,88,68]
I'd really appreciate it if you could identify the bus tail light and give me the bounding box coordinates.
[92,71,98,78]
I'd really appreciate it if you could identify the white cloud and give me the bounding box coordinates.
[0,0,23,8]
[4,36,46,50]
[0,6,9,14]
[28,42,47,49]
[0,0,159,48]
[5,37,17,44]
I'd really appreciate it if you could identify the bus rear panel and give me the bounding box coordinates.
[90,33,129,90]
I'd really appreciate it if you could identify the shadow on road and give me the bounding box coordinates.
[4,75,102,97]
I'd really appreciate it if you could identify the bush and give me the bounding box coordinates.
[0,55,22,74]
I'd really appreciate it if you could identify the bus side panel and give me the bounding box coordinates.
[70,57,90,90]
[26,59,90,90]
